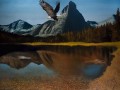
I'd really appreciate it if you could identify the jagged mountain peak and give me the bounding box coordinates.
[10,19,28,25]
[61,1,76,15]
[16,19,24,22]
[0,19,36,34]
[9,19,33,30]
[69,1,76,8]
[31,1,89,37]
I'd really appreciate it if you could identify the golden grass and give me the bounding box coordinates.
[23,41,120,47]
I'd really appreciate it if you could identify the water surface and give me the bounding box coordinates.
[0,44,116,80]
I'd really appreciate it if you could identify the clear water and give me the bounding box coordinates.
[0,63,56,79]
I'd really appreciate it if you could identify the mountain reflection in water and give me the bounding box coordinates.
[0,44,117,79]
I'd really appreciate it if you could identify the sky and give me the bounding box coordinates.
[0,0,120,25]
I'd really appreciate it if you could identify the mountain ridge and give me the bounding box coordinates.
[1,1,115,37]
[0,19,41,35]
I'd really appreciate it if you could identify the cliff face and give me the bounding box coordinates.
[31,1,89,37]
[62,1,88,32]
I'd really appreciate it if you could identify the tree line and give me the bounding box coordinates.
[60,8,120,42]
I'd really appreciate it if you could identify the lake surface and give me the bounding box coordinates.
[0,44,117,80]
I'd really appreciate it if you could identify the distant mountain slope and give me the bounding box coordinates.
[87,21,98,27]
[0,20,40,35]
[9,19,32,30]
[97,16,115,26]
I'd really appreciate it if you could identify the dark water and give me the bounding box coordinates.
[0,44,117,80]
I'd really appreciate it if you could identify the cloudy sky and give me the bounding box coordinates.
[0,0,120,25]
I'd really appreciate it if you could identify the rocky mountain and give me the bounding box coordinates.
[31,1,89,37]
[0,1,89,37]
[0,20,40,35]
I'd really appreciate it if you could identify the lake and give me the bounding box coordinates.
[0,44,119,90]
